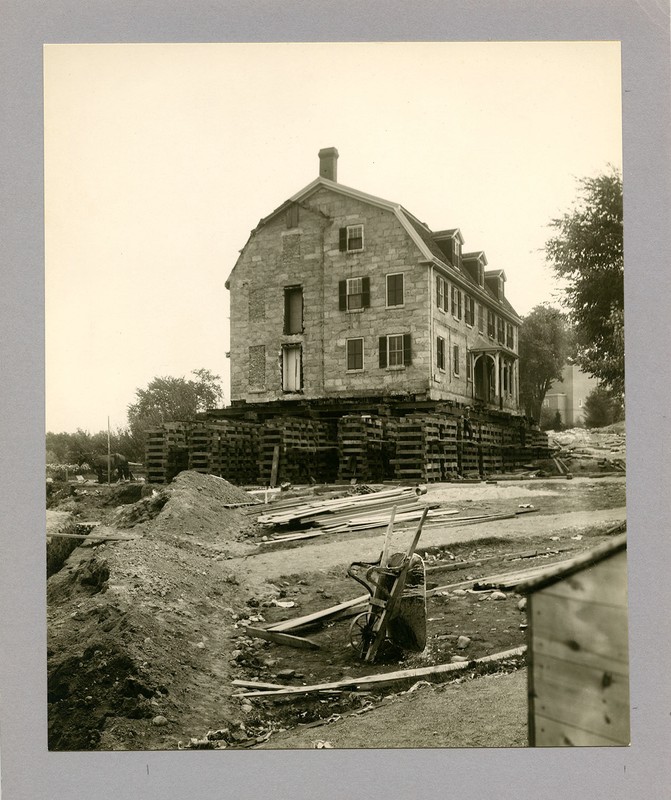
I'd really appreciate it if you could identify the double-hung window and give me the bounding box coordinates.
[451,286,462,320]
[453,345,460,376]
[497,317,505,344]
[339,224,364,252]
[477,303,484,333]
[386,273,404,307]
[465,295,475,326]
[379,334,411,368]
[487,310,495,338]
[339,277,370,311]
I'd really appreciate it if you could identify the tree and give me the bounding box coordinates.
[545,168,624,397]
[583,385,625,429]
[127,368,224,447]
[518,305,570,421]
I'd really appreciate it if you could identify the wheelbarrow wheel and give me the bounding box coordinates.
[349,612,375,659]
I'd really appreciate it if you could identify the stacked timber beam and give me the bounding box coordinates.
[258,417,337,485]
[144,407,550,485]
[337,414,392,482]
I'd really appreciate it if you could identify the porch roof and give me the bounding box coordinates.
[469,344,518,359]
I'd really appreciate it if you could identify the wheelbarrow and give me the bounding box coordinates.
[346,506,428,662]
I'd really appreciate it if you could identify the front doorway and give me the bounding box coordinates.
[474,354,495,403]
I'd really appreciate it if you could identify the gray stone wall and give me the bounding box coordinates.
[228,184,518,412]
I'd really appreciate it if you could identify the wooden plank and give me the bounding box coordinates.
[269,445,280,488]
[540,552,627,608]
[531,592,629,669]
[532,714,628,747]
[243,626,321,650]
[238,646,527,698]
[531,653,630,743]
[267,595,369,632]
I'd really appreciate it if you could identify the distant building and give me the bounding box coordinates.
[225,147,522,413]
[544,364,599,427]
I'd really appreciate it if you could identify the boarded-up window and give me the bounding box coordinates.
[284,286,303,334]
[282,344,302,392]
[248,345,266,388]
[286,203,299,228]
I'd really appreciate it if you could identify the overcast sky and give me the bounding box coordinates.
[45,41,622,434]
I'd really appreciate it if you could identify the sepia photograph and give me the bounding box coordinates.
[43,41,628,751]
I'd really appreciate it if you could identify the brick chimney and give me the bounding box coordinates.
[318,147,339,181]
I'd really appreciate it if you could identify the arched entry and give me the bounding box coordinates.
[474,353,495,403]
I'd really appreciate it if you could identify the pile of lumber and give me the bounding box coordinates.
[337,415,392,482]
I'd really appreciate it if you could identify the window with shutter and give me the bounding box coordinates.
[341,224,364,252]
[478,303,484,333]
[378,336,388,368]
[487,309,495,338]
[453,345,460,376]
[342,276,370,310]
[436,275,444,310]
[437,337,445,370]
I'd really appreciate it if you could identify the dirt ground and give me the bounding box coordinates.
[46,470,626,750]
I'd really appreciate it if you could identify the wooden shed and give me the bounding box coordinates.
[518,533,629,746]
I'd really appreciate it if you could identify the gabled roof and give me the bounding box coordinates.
[230,175,521,321]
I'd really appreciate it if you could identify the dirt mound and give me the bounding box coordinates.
[146,471,259,550]
[111,489,170,529]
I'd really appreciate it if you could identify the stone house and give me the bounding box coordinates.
[226,148,521,414]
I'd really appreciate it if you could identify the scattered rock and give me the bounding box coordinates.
[152,715,168,727]
[277,669,296,679]
[456,635,471,649]
[451,655,468,663]
[490,591,507,601]
[517,598,527,611]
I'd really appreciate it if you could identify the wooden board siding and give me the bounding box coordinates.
[528,549,629,746]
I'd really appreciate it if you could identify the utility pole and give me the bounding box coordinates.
[107,416,111,485]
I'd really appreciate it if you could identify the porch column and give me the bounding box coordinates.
[494,352,500,398]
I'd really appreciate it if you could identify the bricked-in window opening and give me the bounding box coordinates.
[437,336,446,371]
[487,309,495,338]
[478,303,484,333]
[248,286,266,322]
[386,273,404,307]
[248,345,266,388]
[453,344,460,376]
[284,286,303,334]
[281,344,302,392]
[339,224,364,252]
[339,277,370,311]
[346,338,364,371]
[379,333,411,368]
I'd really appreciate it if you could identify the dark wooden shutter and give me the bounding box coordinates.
[283,290,290,334]
[339,280,347,311]
[378,336,387,368]
[361,276,370,308]
[403,333,412,365]
[339,227,348,251]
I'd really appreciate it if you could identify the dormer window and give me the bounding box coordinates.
[498,276,504,297]
[478,264,485,286]
[453,239,461,262]
[339,225,364,252]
